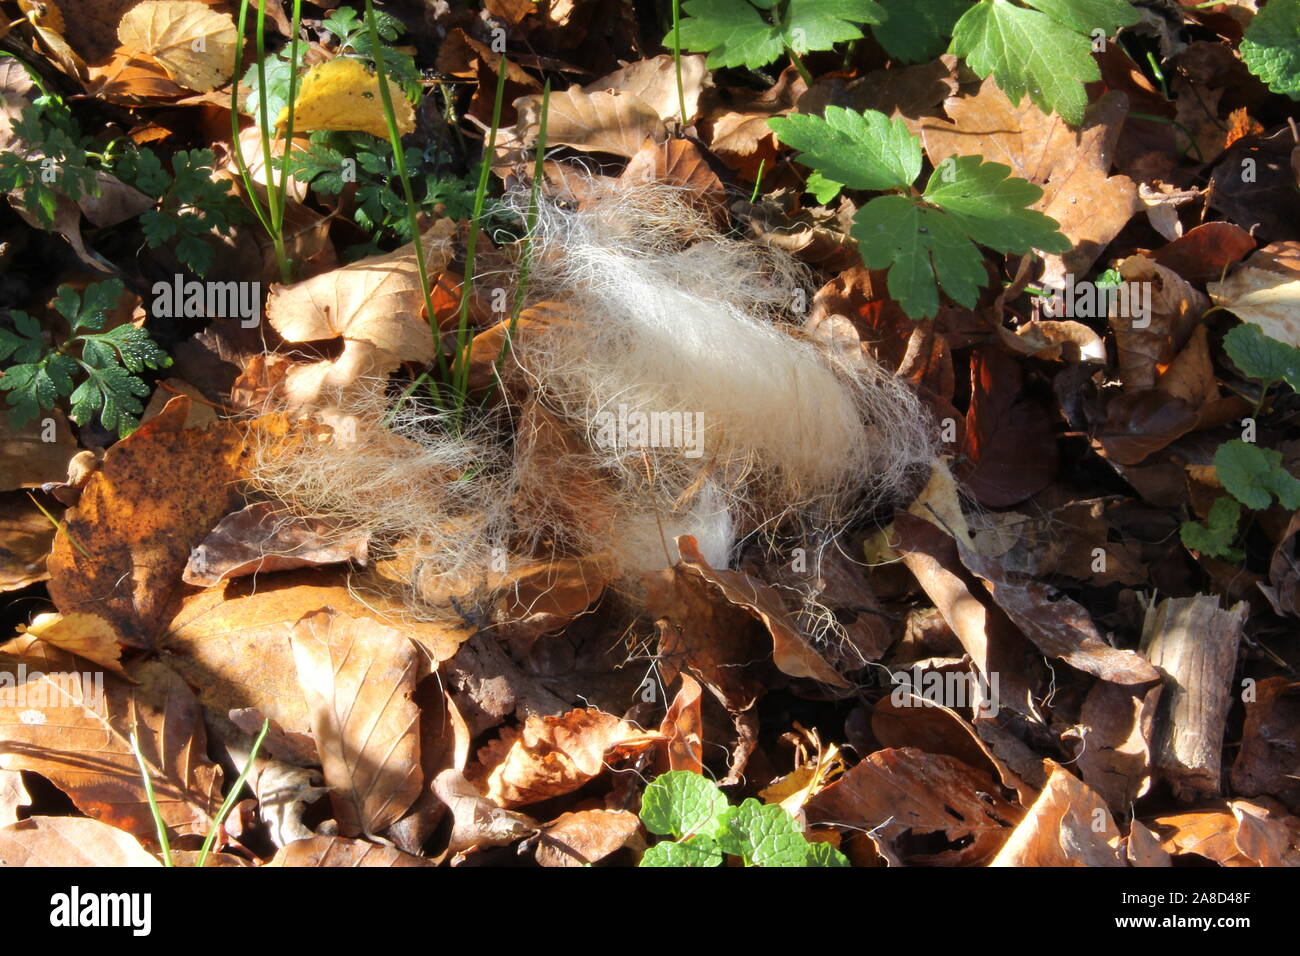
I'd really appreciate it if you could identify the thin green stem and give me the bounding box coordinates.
[670,0,688,126]
[129,731,173,867]
[749,158,765,203]
[450,56,510,424]
[229,0,273,235]
[197,719,270,867]
[364,0,450,386]
[784,44,813,86]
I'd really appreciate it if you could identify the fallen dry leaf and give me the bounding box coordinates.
[805,746,1022,866]
[515,85,665,158]
[46,397,249,648]
[182,500,370,586]
[534,808,639,867]
[285,57,414,139]
[0,640,223,842]
[990,763,1123,866]
[116,0,236,93]
[266,834,433,867]
[289,608,423,838]
[0,815,161,866]
[477,707,660,808]
[433,768,537,854]
[1208,242,1300,347]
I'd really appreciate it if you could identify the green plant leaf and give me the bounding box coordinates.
[672,0,883,70]
[1215,439,1300,511]
[673,0,785,69]
[805,840,851,866]
[1242,0,1300,99]
[949,0,1138,125]
[1224,322,1300,391]
[68,363,150,438]
[0,311,46,364]
[1180,496,1244,562]
[873,0,965,62]
[784,0,886,54]
[768,107,920,192]
[715,798,812,866]
[853,157,1069,322]
[639,770,727,839]
[923,155,1068,256]
[639,834,725,867]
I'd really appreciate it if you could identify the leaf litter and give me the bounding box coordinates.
[0,0,1298,873]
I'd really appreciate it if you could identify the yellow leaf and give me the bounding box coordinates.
[117,0,236,93]
[281,57,414,139]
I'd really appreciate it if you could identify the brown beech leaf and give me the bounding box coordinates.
[515,86,666,158]
[1126,819,1172,867]
[1262,510,1300,618]
[535,808,640,867]
[1076,681,1162,812]
[645,553,767,713]
[990,763,1123,866]
[892,512,1040,717]
[659,673,704,773]
[621,138,727,222]
[674,535,848,687]
[1230,799,1300,866]
[1111,255,1210,392]
[0,640,223,841]
[585,54,709,124]
[920,81,1139,287]
[46,397,248,649]
[433,768,538,855]
[956,348,1058,508]
[956,540,1160,686]
[1149,809,1254,865]
[804,747,1021,866]
[1150,222,1256,283]
[811,266,916,374]
[477,708,661,808]
[266,835,433,867]
[1207,241,1300,348]
[182,501,369,586]
[1091,389,1199,465]
[870,694,1029,801]
[265,221,458,396]
[290,609,423,838]
[1231,678,1300,812]
[29,0,139,64]
[0,816,161,866]
[797,57,960,134]
[701,66,805,178]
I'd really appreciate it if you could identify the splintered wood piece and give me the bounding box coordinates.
[1141,595,1248,800]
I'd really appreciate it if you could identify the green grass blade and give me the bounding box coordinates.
[128,731,173,867]
[196,719,270,867]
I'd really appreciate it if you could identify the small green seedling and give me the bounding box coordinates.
[0,279,171,437]
[638,770,848,867]
[1180,323,1300,560]
[769,106,1069,320]
[117,148,245,277]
